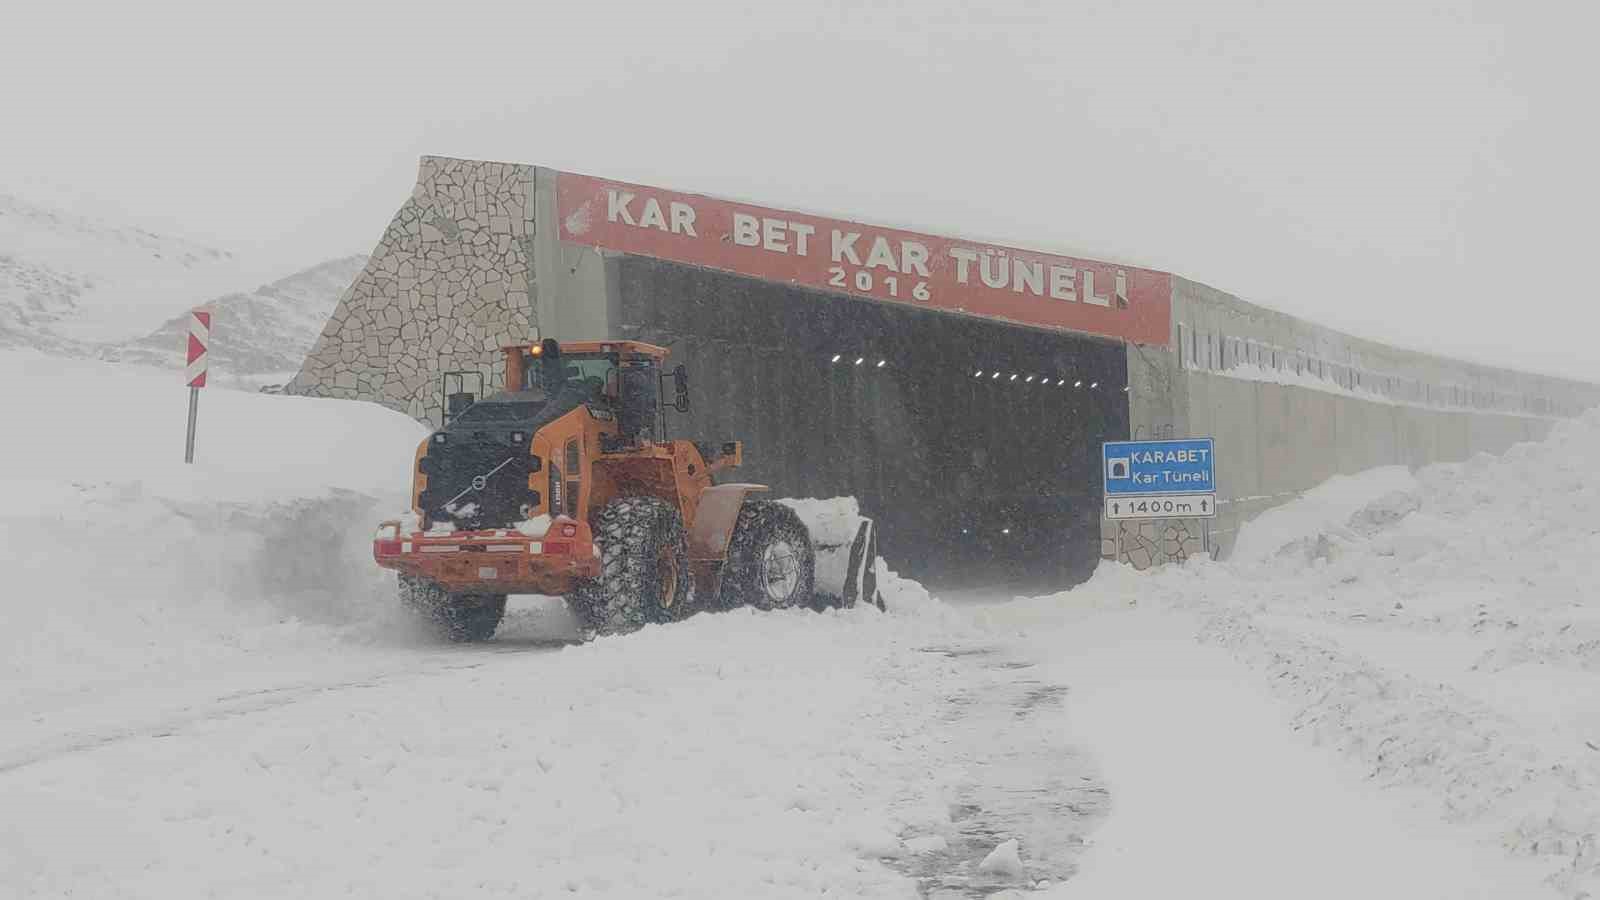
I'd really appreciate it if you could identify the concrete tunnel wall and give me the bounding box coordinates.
[1108,274,1600,567]
[288,155,1600,581]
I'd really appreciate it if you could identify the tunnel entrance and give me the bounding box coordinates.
[614,258,1130,593]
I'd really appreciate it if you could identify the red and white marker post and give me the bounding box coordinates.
[184,308,210,463]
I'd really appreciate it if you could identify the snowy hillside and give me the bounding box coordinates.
[98,254,365,379]
[0,191,241,342]
[0,190,359,379]
[4,344,1598,898]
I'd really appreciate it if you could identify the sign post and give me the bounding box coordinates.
[1101,437,1217,520]
[184,308,210,464]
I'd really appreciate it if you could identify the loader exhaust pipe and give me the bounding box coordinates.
[536,337,563,389]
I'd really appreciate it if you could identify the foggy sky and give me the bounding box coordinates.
[5,0,1596,381]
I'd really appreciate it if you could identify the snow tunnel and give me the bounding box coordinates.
[287,156,1598,590]
[612,256,1131,593]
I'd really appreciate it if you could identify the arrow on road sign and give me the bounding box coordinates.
[186,309,211,388]
[184,307,211,464]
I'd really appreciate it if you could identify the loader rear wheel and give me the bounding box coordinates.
[573,497,692,636]
[398,574,505,642]
[720,500,816,611]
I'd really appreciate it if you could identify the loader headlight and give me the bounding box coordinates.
[511,431,526,443]
[432,432,448,444]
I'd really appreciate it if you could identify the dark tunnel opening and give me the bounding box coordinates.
[614,258,1130,595]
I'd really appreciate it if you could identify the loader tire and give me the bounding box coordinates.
[398,574,505,643]
[720,500,816,611]
[574,497,692,636]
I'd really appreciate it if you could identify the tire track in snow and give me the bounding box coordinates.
[0,645,561,776]
[891,645,1108,897]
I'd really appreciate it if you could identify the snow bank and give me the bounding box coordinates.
[1031,409,1600,897]
[0,349,427,701]
[1228,465,1417,564]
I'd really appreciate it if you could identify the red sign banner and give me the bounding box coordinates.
[556,172,1171,346]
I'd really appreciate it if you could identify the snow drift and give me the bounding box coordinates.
[0,350,427,696]
[1031,410,1600,898]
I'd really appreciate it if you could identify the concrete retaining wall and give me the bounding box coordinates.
[1108,274,1599,567]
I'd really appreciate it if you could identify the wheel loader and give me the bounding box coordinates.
[372,338,879,642]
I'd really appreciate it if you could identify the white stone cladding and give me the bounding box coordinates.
[286,156,536,424]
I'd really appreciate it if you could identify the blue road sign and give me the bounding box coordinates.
[1102,438,1216,496]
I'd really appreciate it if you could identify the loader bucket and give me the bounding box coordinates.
[779,497,886,611]
[839,518,885,610]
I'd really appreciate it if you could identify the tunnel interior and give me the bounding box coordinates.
[613,257,1131,595]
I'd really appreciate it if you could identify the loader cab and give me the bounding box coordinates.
[514,345,615,401]
[501,339,682,445]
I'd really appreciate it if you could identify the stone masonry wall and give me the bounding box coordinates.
[1100,519,1211,570]
[286,156,537,424]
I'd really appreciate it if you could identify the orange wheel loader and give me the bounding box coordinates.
[372,338,818,641]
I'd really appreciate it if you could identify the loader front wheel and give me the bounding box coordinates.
[720,500,816,611]
[398,574,505,642]
[575,497,692,636]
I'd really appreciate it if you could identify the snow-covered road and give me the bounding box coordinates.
[5,351,1598,898]
[1024,608,1559,899]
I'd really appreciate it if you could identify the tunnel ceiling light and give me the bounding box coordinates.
[1075,380,1083,388]
[1001,527,1011,535]
[991,372,1001,379]
[1123,386,1131,392]
[1009,374,1018,381]
[1090,381,1099,389]
[831,353,841,363]
[876,359,886,368]
[854,357,864,366]
[1025,375,1034,383]
[974,370,984,377]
